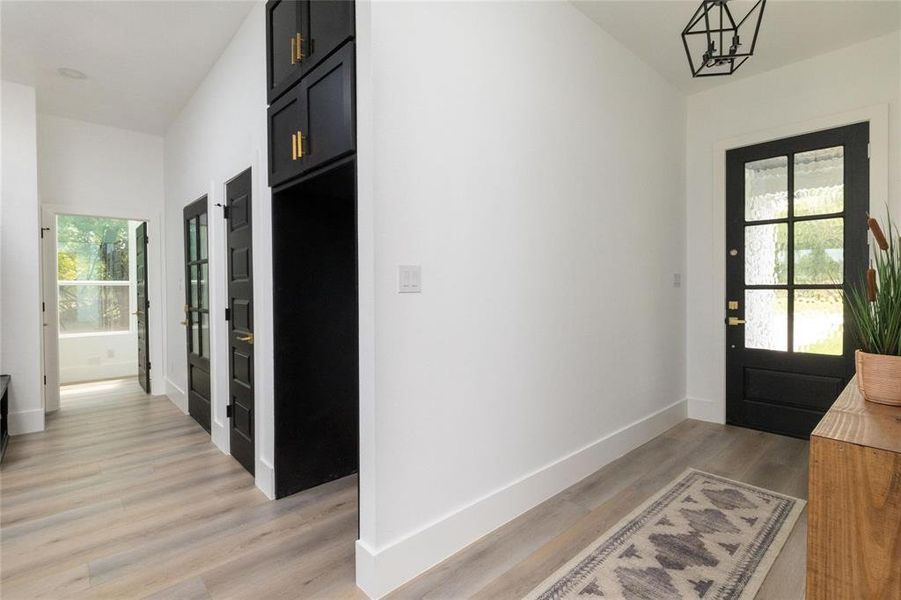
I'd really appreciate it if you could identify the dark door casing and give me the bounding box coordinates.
[184,198,212,432]
[135,222,150,393]
[226,168,255,475]
[725,122,869,438]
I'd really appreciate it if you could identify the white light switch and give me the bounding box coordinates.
[398,265,421,293]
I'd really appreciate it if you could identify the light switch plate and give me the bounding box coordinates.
[398,265,422,293]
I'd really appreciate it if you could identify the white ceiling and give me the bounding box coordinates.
[573,0,901,93]
[1,1,257,135]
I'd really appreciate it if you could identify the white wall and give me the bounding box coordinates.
[0,81,44,434]
[685,32,901,422]
[355,2,687,596]
[59,332,138,383]
[37,115,165,403]
[163,3,274,496]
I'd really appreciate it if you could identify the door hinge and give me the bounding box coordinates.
[42,301,46,312]
[147,361,151,370]
[225,307,231,322]
[40,227,50,239]
[226,404,233,418]
[43,375,47,385]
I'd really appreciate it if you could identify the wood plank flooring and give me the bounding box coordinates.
[1,380,809,599]
[0,379,362,600]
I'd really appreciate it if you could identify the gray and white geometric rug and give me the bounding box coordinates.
[525,469,805,600]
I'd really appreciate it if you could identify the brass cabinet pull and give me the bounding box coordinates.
[290,33,304,65]
[296,131,304,158]
[727,317,746,326]
[237,333,254,345]
[292,133,298,160]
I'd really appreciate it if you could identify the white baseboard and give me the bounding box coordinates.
[256,458,275,500]
[165,377,188,414]
[9,408,45,435]
[355,399,688,599]
[211,419,229,454]
[687,397,725,424]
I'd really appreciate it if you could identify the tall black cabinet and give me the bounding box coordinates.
[266,0,358,499]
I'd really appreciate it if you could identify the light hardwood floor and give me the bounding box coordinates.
[1,380,808,599]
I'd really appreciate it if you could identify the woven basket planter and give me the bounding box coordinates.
[855,350,901,406]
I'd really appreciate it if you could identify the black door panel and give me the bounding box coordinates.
[226,168,255,475]
[725,123,869,438]
[184,197,211,432]
[136,222,150,393]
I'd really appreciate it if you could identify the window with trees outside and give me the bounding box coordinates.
[57,215,132,334]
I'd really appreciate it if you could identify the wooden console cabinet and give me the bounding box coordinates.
[807,378,901,599]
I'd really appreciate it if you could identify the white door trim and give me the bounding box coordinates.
[40,204,167,411]
[688,103,890,423]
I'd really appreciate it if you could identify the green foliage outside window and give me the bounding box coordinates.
[57,215,131,334]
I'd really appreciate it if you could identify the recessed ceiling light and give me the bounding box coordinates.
[57,67,87,80]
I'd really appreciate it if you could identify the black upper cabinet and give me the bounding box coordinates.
[266,0,305,104]
[268,42,356,187]
[267,0,354,105]
[307,1,354,71]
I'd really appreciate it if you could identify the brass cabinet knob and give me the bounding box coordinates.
[180,320,187,326]
[727,317,746,326]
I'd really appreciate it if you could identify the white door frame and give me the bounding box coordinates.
[689,103,890,423]
[41,204,166,411]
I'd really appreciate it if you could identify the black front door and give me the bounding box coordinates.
[184,198,211,432]
[226,169,255,475]
[135,222,150,393]
[726,122,869,438]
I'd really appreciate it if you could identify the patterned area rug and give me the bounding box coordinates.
[525,469,805,600]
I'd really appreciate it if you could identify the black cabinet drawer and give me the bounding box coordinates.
[266,0,305,104]
[267,0,354,105]
[268,42,355,187]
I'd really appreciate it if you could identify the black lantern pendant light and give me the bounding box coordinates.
[682,0,766,77]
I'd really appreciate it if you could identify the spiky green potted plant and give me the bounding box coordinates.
[847,212,901,405]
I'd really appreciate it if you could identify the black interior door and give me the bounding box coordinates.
[226,169,255,475]
[184,198,211,432]
[135,222,150,393]
[726,122,869,438]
